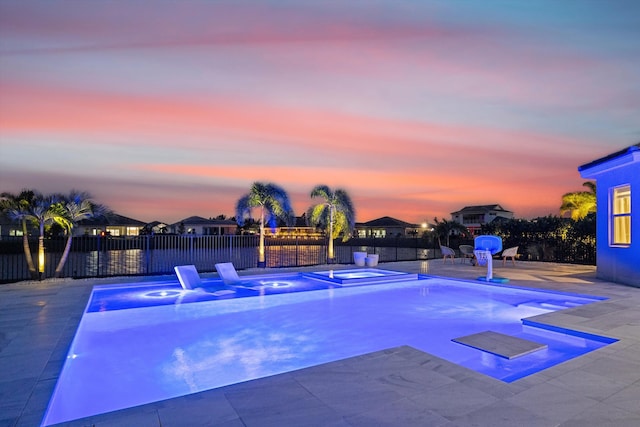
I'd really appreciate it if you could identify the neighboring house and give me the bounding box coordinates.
[0,211,146,238]
[355,216,421,238]
[451,204,514,235]
[266,216,323,239]
[140,221,169,235]
[77,213,146,236]
[170,216,237,235]
[0,213,21,238]
[579,143,639,287]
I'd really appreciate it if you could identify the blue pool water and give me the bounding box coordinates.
[42,272,615,426]
[87,269,418,312]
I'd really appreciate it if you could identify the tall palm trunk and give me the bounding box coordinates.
[38,222,45,280]
[258,206,266,266]
[328,205,335,261]
[54,233,73,278]
[21,219,37,279]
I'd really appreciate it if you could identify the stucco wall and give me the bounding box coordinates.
[583,154,640,287]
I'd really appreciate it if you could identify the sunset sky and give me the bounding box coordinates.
[1,1,639,225]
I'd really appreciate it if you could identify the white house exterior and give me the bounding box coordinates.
[170,216,237,235]
[355,216,421,238]
[451,204,514,235]
[76,213,145,236]
[579,144,639,287]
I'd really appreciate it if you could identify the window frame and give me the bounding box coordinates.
[610,184,631,246]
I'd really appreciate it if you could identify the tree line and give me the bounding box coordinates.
[1,180,597,279]
[1,182,356,278]
[0,190,107,280]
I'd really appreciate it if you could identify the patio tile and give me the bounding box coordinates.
[408,381,499,418]
[548,369,630,401]
[579,356,640,385]
[558,402,640,427]
[449,400,555,427]
[345,397,449,427]
[157,391,240,426]
[505,382,600,423]
[602,383,640,414]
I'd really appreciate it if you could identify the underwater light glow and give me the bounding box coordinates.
[146,290,182,298]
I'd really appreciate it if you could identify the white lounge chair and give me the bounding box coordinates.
[175,264,237,296]
[215,262,242,285]
[353,252,367,267]
[440,246,455,264]
[174,265,202,290]
[502,246,519,266]
[365,253,379,267]
[459,245,475,264]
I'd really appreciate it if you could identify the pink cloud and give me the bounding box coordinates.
[1,79,599,224]
[2,2,632,225]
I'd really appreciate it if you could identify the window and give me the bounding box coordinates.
[106,227,121,236]
[611,185,631,245]
[463,214,484,224]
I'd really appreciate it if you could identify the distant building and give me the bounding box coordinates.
[140,221,169,235]
[170,216,237,235]
[0,213,20,238]
[579,143,639,287]
[451,204,514,235]
[77,213,146,236]
[355,216,421,238]
[266,216,323,239]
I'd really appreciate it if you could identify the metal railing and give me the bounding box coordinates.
[0,235,437,283]
[0,234,594,284]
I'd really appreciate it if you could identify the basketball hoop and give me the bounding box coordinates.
[473,235,509,283]
[474,250,490,267]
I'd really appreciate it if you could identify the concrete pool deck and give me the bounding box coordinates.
[1,260,639,426]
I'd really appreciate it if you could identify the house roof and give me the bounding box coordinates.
[172,216,237,226]
[451,204,512,215]
[144,221,167,228]
[80,213,146,227]
[357,216,418,228]
[579,143,640,175]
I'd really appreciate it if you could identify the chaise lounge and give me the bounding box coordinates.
[174,265,202,289]
[215,262,242,285]
[175,264,237,296]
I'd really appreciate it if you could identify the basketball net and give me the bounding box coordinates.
[474,249,494,280]
[474,250,490,267]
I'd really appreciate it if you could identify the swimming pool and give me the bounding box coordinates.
[42,271,616,426]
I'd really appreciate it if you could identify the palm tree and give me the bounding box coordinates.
[433,217,469,247]
[236,182,295,267]
[51,191,107,278]
[560,181,596,220]
[26,193,61,279]
[307,185,355,263]
[0,190,38,279]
